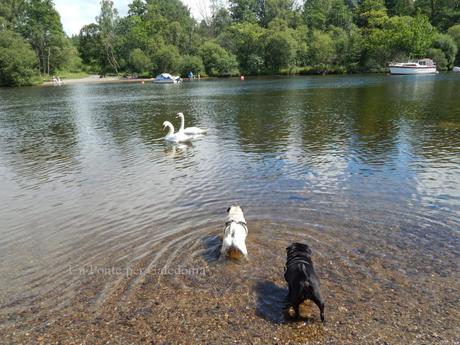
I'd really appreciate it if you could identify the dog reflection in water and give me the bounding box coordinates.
[220,205,248,260]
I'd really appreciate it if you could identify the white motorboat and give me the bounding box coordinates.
[453,66,460,72]
[389,59,437,75]
[154,73,182,84]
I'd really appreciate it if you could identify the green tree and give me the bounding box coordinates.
[415,0,460,31]
[431,33,457,69]
[179,55,204,77]
[385,0,414,16]
[363,26,390,69]
[145,0,194,27]
[143,0,198,54]
[78,23,103,70]
[218,22,266,74]
[0,30,37,86]
[96,0,120,75]
[363,13,434,69]
[293,24,309,66]
[128,0,146,16]
[447,24,460,64]
[356,0,388,28]
[303,0,330,30]
[309,30,336,69]
[211,7,232,36]
[327,0,353,31]
[346,26,364,71]
[263,28,298,71]
[129,48,151,73]
[386,14,434,57]
[427,48,448,69]
[229,0,263,23]
[153,45,181,74]
[0,0,24,29]
[56,39,83,73]
[199,41,239,76]
[329,25,364,71]
[262,0,298,27]
[18,0,68,75]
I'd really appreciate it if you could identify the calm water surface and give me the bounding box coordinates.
[0,75,459,343]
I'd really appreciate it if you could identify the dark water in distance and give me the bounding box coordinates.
[0,74,459,341]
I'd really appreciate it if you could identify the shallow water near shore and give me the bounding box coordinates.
[0,74,459,344]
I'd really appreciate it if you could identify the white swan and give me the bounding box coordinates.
[176,112,207,135]
[163,121,193,143]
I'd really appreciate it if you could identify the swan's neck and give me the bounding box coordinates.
[166,124,174,136]
[179,115,185,131]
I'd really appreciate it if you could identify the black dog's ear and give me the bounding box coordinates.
[240,206,244,212]
[226,207,231,213]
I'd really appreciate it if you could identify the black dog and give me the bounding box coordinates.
[284,242,325,322]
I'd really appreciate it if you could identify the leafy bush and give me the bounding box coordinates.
[447,24,460,65]
[0,30,38,86]
[129,48,152,73]
[153,45,181,74]
[427,48,448,70]
[263,30,298,72]
[199,41,239,77]
[309,30,336,67]
[431,33,457,69]
[179,55,204,77]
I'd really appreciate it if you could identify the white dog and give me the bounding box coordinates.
[221,205,248,259]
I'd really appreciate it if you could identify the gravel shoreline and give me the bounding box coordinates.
[1,221,458,344]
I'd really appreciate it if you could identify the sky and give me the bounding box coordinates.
[54,0,205,36]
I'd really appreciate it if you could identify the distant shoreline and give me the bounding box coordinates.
[35,71,455,87]
[40,73,356,87]
[42,75,153,86]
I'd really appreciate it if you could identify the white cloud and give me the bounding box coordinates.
[54,0,207,36]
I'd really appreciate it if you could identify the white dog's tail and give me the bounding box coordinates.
[221,222,248,259]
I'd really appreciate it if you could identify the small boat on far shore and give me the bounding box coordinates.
[453,66,460,73]
[389,59,437,75]
[154,73,182,84]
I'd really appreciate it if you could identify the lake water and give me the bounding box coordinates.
[0,75,459,343]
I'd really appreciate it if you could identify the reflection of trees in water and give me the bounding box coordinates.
[225,85,402,167]
[297,88,350,157]
[93,103,151,147]
[346,85,400,166]
[0,90,81,186]
[407,122,460,162]
[343,77,460,166]
[401,79,460,161]
[233,92,293,153]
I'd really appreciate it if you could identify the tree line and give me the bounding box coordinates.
[1,0,460,86]
[0,0,83,86]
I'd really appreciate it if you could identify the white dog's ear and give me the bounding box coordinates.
[226,207,231,213]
